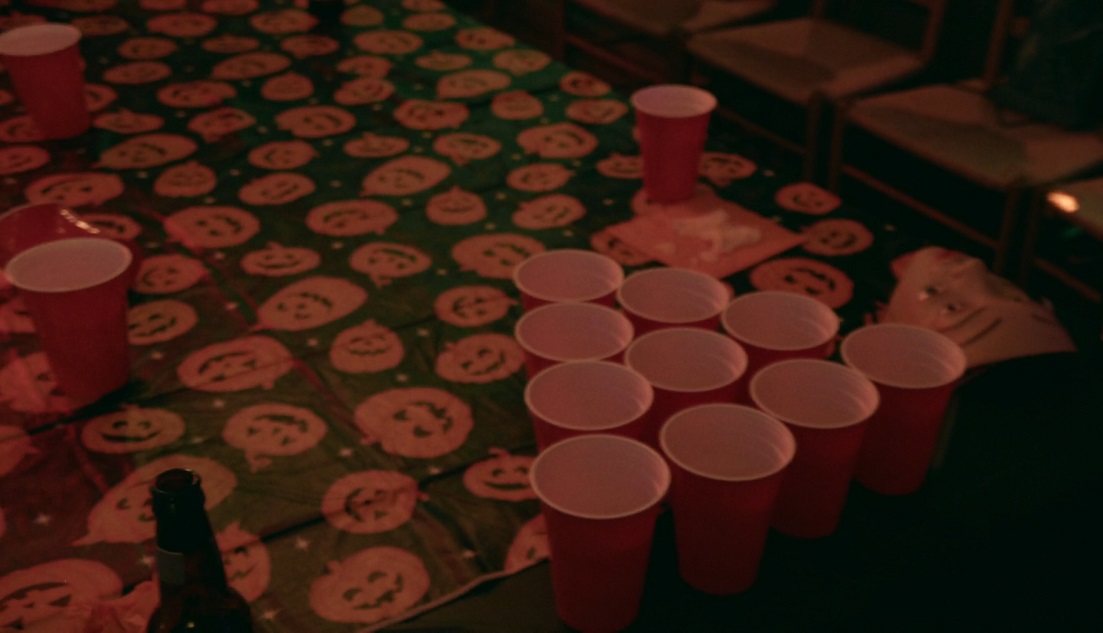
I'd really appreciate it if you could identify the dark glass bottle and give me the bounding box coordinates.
[147,468,253,633]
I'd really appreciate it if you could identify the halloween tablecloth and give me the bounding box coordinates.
[0,1,912,630]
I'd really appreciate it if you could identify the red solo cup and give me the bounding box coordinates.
[624,327,748,449]
[525,360,653,451]
[0,24,90,139]
[659,404,795,594]
[631,84,716,204]
[5,238,132,402]
[512,249,624,312]
[530,434,670,632]
[514,302,634,379]
[750,359,880,538]
[840,323,967,496]
[616,266,731,336]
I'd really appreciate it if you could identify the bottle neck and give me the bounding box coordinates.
[155,501,229,592]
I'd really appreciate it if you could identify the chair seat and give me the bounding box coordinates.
[571,0,706,38]
[680,1,778,34]
[686,17,925,103]
[846,82,1103,189]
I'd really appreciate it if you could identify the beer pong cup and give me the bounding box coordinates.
[840,323,967,496]
[659,404,795,594]
[514,302,634,378]
[525,360,653,450]
[0,203,102,268]
[631,84,716,203]
[512,249,624,311]
[0,24,90,139]
[530,434,670,632]
[750,359,880,538]
[4,238,132,402]
[616,266,731,336]
[624,327,748,448]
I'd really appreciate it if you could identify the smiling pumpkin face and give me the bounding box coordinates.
[434,333,524,384]
[354,387,473,458]
[334,77,395,106]
[506,163,574,192]
[336,55,392,78]
[432,132,501,165]
[774,182,841,215]
[348,242,432,287]
[512,193,586,229]
[565,98,629,124]
[275,105,356,139]
[749,257,854,309]
[156,80,237,108]
[240,242,321,277]
[248,140,318,170]
[211,52,292,80]
[352,30,423,55]
[436,69,511,99]
[330,320,405,374]
[491,90,543,120]
[238,172,316,206]
[321,470,419,534]
[256,276,367,331]
[154,160,217,197]
[516,123,598,159]
[0,145,50,175]
[222,402,328,471]
[310,547,431,625]
[24,172,126,207]
[343,132,410,158]
[128,299,199,344]
[260,71,315,102]
[425,186,486,225]
[462,449,536,501]
[80,406,185,454]
[217,522,270,602]
[132,254,207,294]
[451,233,545,279]
[504,514,549,572]
[176,336,294,392]
[164,206,261,249]
[393,99,469,131]
[433,285,514,327]
[97,133,198,170]
[188,107,256,142]
[0,560,123,631]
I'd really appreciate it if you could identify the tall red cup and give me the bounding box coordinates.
[5,238,132,402]
[512,248,624,311]
[514,302,634,379]
[659,404,795,594]
[530,434,670,632]
[631,84,716,204]
[616,266,731,336]
[0,24,90,140]
[0,203,102,267]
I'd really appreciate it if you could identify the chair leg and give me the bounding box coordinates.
[802,94,823,182]
[993,185,1025,275]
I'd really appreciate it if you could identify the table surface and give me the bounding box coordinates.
[1,1,1100,632]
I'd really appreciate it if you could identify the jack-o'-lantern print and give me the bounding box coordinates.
[436,333,524,384]
[141,0,185,10]
[0,116,43,143]
[201,33,260,54]
[260,71,314,101]
[802,218,874,257]
[360,155,451,196]
[452,233,545,279]
[353,30,423,55]
[146,12,218,38]
[275,105,356,138]
[341,3,384,26]
[463,449,536,501]
[506,163,574,192]
[0,352,70,414]
[0,425,36,478]
[72,15,130,36]
[0,298,34,334]
[88,84,119,112]
[36,0,116,13]
[218,522,270,603]
[403,0,446,10]
[257,276,367,331]
[700,152,756,187]
[559,71,611,97]
[24,172,125,207]
[238,172,316,206]
[491,90,542,120]
[188,107,255,142]
[426,186,486,225]
[94,109,164,134]
[565,98,629,124]
[354,387,473,458]
[493,49,552,76]
[128,299,199,344]
[596,152,642,179]
[201,0,260,16]
[79,213,142,241]
[80,406,185,454]
[433,132,501,165]
[321,470,419,534]
[774,182,841,215]
[590,228,652,266]
[0,560,123,631]
[0,145,49,175]
[436,69,511,99]
[513,193,586,229]
[414,50,471,72]
[309,547,431,625]
[749,257,854,309]
[281,33,340,58]
[306,199,398,236]
[334,76,395,106]
[455,26,515,51]
[102,60,173,85]
[433,285,514,327]
[336,55,392,77]
[132,253,208,294]
[402,12,455,32]
[211,52,292,80]
[249,7,316,34]
[517,123,598,159]
[504,514,549,572]
[241,242,320,276]
[348,242,432,287]
[223,402,327,471]
[343,132,410,158]
[330,319,404,373]
[393,99,469,130]
[74,454,235,545]
[117,36,178,60]
[157,80,236,108]
[176,335,294,392]
[248,140,317,170]
[164,206,261,249]
[154,160,217,197]
[97,133,198,170]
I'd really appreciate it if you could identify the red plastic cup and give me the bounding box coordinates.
[721,290,840,400]
[631,84,716,204]
[525,360,653,451]
[616,266,731,336]
[4,238,133,403]
[514,302,634,379]
[0,203,101,268]
[512,249,624,312]
[750,359,880,538]
[624,327,747,449]
[659,404,795,594]
[0,24,90,139]
[530,434,670,632]
[840,323,967,496]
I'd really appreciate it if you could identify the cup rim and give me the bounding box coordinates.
[512,248,624,303]
[659,403,796,482]
[514,302,634,361]
[630,84,717,118]
[524,360,654,431]
[839,323,967,389]
[0,24,83,57]
[721,290,840,351]
[5,237,133,293]
[624,326,747,393]
[616,266,730,324]
[749,358,880,430]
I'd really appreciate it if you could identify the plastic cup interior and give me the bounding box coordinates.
[722,290,839,350]
[625,327,747,392]
[513,249,623,304]
[660,404,795,481]
[750,359,879,429]
[630,84,717,118]
[5,237,132,293]
[618,267,730,324]
[0,23,82,57]
[525,361,653,432]
[840,323,966,389]
[515,302,634,362]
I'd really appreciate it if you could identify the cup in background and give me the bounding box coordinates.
[617,266,731,336]
[659,403,795,594]
[530,434,670,633]
[631,84,716,204]
[512,249,624,312]
[0,23,90,139]
[514,302,634,378]
[5,238,133,402]
[750,359,879,538]
[840,323,967,496]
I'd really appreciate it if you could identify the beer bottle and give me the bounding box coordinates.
[147,468,253,633]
